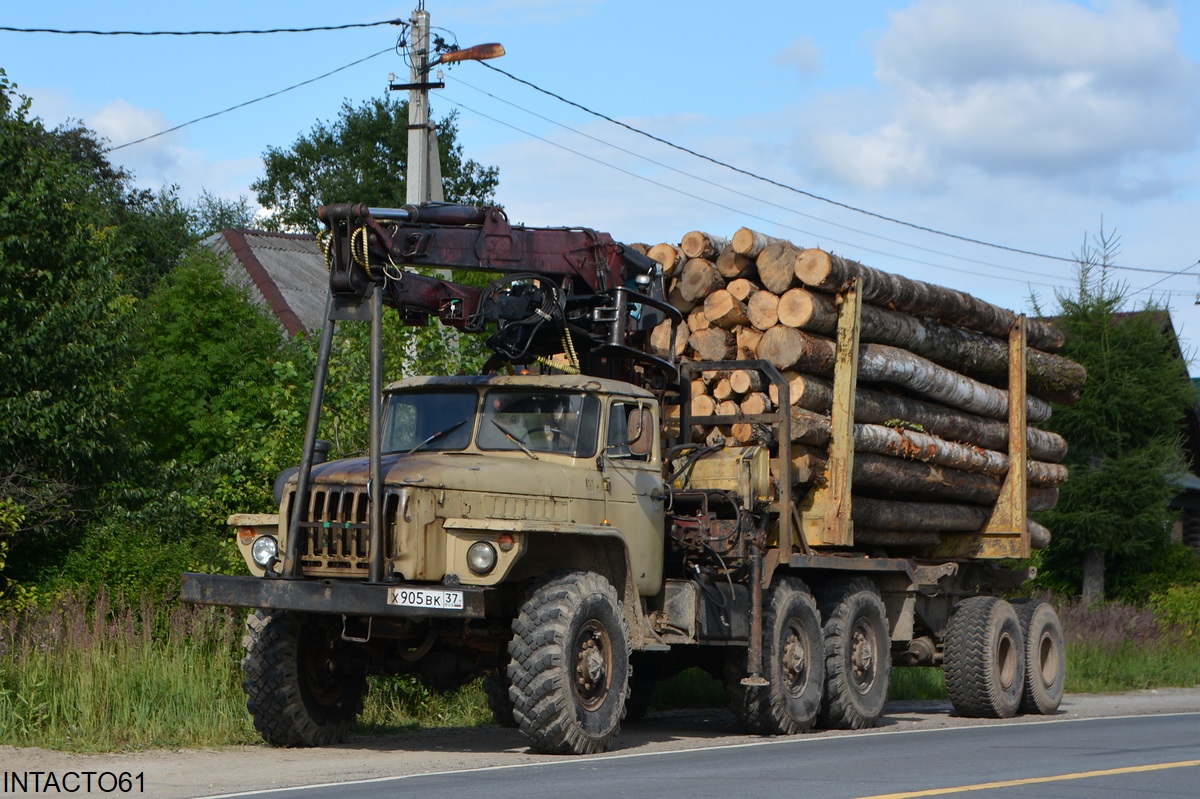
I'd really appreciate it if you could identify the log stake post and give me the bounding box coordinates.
[802,279,862,546]
[936,315,1030,559]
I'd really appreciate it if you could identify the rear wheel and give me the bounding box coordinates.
[944,597,1024,719]
[728,577,824,735]
[507,571,630,754]
[1012,600,1065,715]
[819,578,890,729]
[241,610,367,746]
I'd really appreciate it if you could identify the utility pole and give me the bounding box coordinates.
[404,3,444,205]
[391,2,504,205]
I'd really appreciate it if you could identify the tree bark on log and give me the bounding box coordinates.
[853,496,989,532]
[776,330,1053,422]
[794,248,1065,352]
[783,407,1065,487]
[766,371,1066,462]
[690,327,736,361]
[732,227,788,257]
[681,231,730,260]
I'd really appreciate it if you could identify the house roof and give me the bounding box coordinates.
[206,229,328,337]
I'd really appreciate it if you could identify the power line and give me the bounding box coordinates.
[439,94,1067,293]
[0,20,404,36]
[107,48,392,152]
[479,62,1190,277]
[449,74,1064,283]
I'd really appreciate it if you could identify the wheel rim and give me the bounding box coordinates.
[782,619,811,698]
[303,636,346,707]
[573,619,612,711]
[849,618,877,695]
[1036,631,1060,686]
[997,631,1018,692]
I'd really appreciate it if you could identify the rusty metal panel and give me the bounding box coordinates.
[935,315,1030,560]
[802,279,862,547]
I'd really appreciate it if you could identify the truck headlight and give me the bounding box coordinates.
[466,541,497,575]
[251,535,279,567]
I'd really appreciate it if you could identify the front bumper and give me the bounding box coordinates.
[180,572,486,619]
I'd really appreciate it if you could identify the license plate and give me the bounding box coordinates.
[388,587,464,610]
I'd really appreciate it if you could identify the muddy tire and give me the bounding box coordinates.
[818,578,890,730]
[1012,599,1065,715]
[727,577,824,734]
[483,672,518,728]
[944,596,1024,719]
[507,571,630,754]
[241,610,367,747]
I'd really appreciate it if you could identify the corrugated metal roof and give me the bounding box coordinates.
[207,229,328,337]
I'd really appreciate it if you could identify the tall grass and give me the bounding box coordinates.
[1,590,1196,751]
[0,588,254,750]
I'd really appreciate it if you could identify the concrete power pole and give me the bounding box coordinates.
[404,3,445,205]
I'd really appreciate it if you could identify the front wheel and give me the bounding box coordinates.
[241,610,367,746]
[507,571,630,754]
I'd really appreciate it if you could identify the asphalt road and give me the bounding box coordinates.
[194,708,1200,799]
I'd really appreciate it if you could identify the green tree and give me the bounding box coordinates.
[0,71,196,603]
[1034,228,1197,602]
[252,96,499,233]
[127,247,289,464]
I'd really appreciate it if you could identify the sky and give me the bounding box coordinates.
[4,0,1200,371]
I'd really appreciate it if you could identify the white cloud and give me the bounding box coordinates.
[774,36,822,79]
[805,0,1200,194]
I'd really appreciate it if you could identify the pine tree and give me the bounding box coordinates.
[1035,227,1196,602]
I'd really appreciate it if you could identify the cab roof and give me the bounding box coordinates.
[385,373,654,399]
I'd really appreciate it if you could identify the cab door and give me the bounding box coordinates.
[602,399,665,596]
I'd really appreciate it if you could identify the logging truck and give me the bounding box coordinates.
[181,203,1072,755]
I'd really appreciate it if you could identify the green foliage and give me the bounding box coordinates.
[191,189,256,239]
[252,96,499,233]
[128,247,287,465]
[1033,226,1195,601]
[1151,582,1200,638]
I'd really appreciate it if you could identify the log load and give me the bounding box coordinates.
[793,248,1065,352]
[664,225,1085,554]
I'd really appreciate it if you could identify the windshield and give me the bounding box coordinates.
[382,390,478,453]
[477,389,600,457]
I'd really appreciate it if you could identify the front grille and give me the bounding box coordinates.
[287,486,399,577]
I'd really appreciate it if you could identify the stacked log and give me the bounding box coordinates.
[652,230,1084,554]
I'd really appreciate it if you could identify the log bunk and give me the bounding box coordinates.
[647,228,1085,559]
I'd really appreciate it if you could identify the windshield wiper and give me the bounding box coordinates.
[490,419,538,459]
[406,420,467,455]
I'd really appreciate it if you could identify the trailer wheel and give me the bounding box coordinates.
[728,577,824,735]
[944,596,1024,719]
[507,571,630,754]
[241,610,367,747]
[819,578,890,729]
[1011,599,1065,715]
[483,672,518,728]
